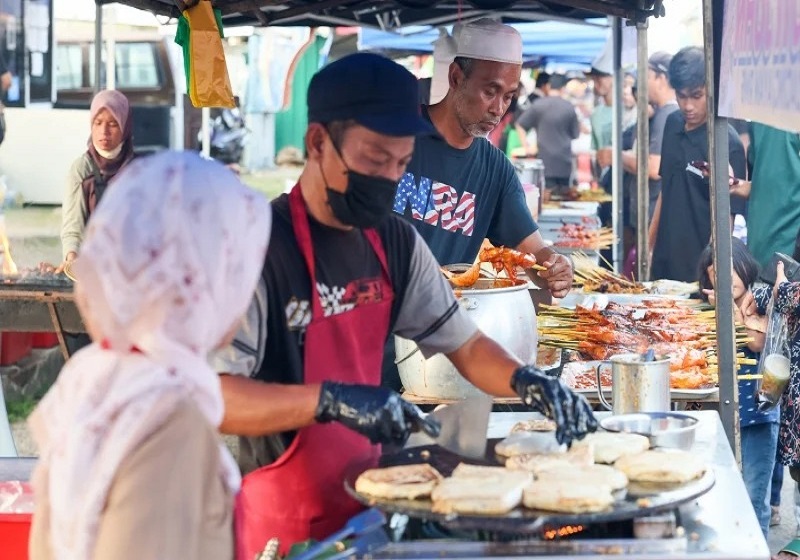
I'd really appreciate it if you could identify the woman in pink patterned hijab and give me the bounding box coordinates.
[28,151,272,560]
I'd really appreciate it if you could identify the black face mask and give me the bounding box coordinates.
[321,135,398,228]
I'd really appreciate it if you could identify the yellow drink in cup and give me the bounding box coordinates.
[760,354,791,403]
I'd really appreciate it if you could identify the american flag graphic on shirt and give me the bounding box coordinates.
[393,172,476,237]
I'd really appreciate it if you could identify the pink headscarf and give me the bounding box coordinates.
[89,89,130,134]
[30,151,272,559]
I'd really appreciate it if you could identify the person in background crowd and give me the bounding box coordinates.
[729,123,800,271]
[528,71,551,105]
[0,52,13,148]
[621,52,678,226]
[58,89,136,356]
[743,250,800,558]
[622,72,637,130]
[28,151,272,560]
[517,73,580,194]
[586,57,614,173]
[60,90,135,271]
[648,46,746,281]
[698,238,778,538]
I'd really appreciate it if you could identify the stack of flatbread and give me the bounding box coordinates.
[431,464,533,514]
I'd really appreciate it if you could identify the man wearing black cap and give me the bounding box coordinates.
[213,53,596,559]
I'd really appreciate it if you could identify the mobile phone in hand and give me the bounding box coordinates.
[760,252,800,286]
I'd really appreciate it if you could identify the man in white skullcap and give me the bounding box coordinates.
[386,18,574,389]
[392,18,572,289]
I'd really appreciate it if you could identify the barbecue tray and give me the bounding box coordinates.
[345,439,715,535]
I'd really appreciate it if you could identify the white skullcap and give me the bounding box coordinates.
[455,18,522,65]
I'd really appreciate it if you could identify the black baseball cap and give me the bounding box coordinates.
[307,53,433,137]
[648,52,673,75]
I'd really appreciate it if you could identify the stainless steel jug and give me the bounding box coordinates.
[595,353,671,414]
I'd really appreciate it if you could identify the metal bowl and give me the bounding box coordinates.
[600,412,699,450]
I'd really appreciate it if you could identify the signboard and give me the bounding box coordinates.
[719,0,800,132]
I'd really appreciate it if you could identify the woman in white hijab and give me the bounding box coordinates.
[27,151,272,560]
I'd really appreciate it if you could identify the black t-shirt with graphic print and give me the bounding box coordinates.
[230,194,478,471]
[256,194,414,386]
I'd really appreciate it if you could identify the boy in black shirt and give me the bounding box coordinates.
[649,46,746,282]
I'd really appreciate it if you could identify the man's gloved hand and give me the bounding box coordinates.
[315,381,441,445]
[511,365,598,446]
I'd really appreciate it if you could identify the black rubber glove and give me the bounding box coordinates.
[511,365,598,446]
[315,381,441,445]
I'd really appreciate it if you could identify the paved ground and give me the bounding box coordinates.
[770,471,799,554]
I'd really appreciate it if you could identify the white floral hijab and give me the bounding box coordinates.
[29,151,271,559]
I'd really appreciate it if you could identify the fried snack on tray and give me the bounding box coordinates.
[442,242,542,288]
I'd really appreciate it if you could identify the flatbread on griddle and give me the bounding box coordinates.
[614,450,705,483]
[571,431,650,464]
[431,463,532,515]
[522,480,615,513]
[355,464,443,500]
[495,432,564,457]
[535,463,628,490]
[504,444,594,474]
[511,418,557,433]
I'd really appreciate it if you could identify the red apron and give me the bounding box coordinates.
[234,184,393,559]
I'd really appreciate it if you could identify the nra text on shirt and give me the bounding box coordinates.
[393,173,476,236]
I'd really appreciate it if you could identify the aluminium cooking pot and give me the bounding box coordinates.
[395,278,537,400]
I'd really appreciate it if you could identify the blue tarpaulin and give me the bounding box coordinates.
[358,19,608,66]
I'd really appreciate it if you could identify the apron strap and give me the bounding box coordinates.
[288,183,395,316]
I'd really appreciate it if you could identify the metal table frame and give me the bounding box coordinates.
[0,289,81,361]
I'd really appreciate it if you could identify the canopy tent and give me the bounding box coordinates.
[96,0,662,28]
[358,19,608,65]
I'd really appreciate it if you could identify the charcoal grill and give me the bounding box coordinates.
[359,411,769,560]
[0,273,82,359]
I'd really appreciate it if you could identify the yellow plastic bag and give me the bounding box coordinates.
[184,0,235,108]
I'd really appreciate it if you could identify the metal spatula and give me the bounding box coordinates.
[426,394,493,459]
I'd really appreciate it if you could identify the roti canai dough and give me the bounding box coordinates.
[614,450,705,483]
[505,444,595,474]
[571,431,650,464]
[522,480,615,513]
[535,463,628,490]
[496,432,564,457]
[511,418,557,433]
[355,464,443,500]
[431,464,532,515]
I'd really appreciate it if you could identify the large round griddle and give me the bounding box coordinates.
[344,439,715,534]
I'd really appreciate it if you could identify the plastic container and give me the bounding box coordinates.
[31,333,59,349]
[0,511,31,558]
[0,481,34,560]
[522,183,540,221]
[0,332,33,366]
